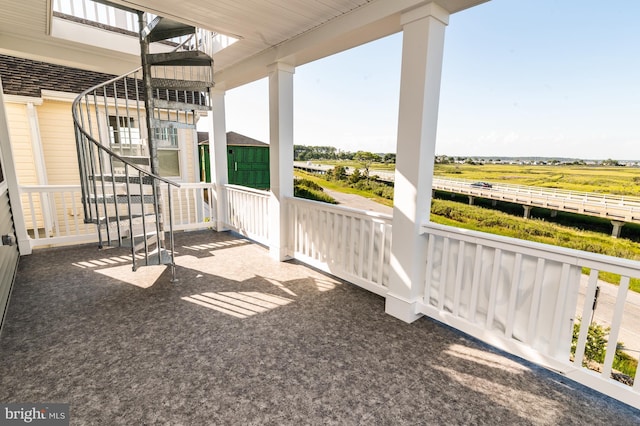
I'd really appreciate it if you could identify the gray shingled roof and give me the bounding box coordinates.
[0,54,118,97]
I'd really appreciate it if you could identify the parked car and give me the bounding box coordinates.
[471,181,492,189]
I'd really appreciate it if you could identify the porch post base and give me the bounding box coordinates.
[385,293,423,323]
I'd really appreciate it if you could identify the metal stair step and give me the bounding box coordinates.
[150,118,197,130]
[90,213,159,227]
[113,156,151,166]
[89,174,154,185]
[143,16,195,43]
[147,51,212,67]
[89,194,157,204]
[143,248,173,266]
[153,99,211,112]
[151,78,213,91]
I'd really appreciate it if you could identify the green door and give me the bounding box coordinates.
[227,146,270,189]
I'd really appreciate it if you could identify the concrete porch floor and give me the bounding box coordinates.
[1,230,639,425]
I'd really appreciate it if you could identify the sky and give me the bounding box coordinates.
[217,0,640,160]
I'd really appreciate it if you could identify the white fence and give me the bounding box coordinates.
[286,197,392,297]
[53,0,139,32]
[165,183,216,231]
[224,185,270,246]
[20,183,218,249]
[433,177,640,223]
[419,222,640,409]
[20,185,96,248]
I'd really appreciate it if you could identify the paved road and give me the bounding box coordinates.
[577,276,640,356]
[323,188,393,216]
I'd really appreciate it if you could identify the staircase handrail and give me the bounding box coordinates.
[71,67,180,189]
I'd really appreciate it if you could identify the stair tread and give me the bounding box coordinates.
[144,16,195,43]
[153,99,211,111]
[149,118,197,130]
[89,194,157,204]
[151,77,213,91]
[147,51,212,67]
[89,174,154,184]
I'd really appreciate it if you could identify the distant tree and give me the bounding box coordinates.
[602,158,621,167]
[354,151,381,179]
[349,168,363,184]
[330,165,347,181]
[383,153,396,164]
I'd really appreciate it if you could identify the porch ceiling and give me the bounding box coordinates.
[0,0,489,88]
[1,230,638,423]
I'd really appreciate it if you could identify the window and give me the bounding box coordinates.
[108,116,143,158]
[153,128,180,177]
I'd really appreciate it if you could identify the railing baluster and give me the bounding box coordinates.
[574,269,600,366]
[527,258,546,344]
[438,237,451,310]
[504,253,523,338]
[602,276,630,378]
[486,248,502,329]
[469,244,483,323]
[452,240,465,316]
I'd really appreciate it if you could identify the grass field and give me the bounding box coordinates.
[436,163,640,196]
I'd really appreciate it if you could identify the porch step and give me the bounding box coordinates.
[147,51,212,67]
[143,16,195,43]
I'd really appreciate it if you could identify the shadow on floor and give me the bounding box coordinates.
[1,230,639,425]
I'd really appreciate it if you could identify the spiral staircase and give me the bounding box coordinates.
[72,8,215,281]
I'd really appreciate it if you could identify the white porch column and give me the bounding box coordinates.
[268,62,295,261]
[0,77,31,255]
[385,4,449,323]
[209,87,229,232]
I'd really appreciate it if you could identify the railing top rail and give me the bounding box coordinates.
[286,195,393,223]
[20,184,82,191]
[422,221,640,277]
[224,184,271,197]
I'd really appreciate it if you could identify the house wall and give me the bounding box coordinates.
[38,100,79,184]
[5,103,37,186]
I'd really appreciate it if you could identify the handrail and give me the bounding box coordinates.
[71,67,179,188]
[72,65,180,279]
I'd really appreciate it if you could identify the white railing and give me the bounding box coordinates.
[224,185,270,246]
[53,0,139,32]
[419,222,640,409]
[20,185,97,248]
[20,184,217,248]
[164,183,217,231]
[286,197,392,297]
[52,0,237,55]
